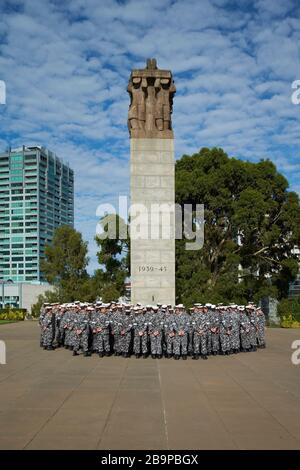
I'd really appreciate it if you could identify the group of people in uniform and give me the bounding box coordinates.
[39,301,266,360]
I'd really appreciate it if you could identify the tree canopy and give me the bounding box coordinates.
[94,214,129,301]
[40,225,89,301]
[175,147,300,306]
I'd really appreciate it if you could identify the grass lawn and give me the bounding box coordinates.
[0,320,17,325]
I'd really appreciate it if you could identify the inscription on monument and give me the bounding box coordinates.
[138,265,168,272]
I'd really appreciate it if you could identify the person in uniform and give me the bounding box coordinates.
[92,304,111,357]
[210,304,221,355]
[119,306,133,358]
[90,304,99,353]
[256,306,266,348]
[148,306,164,358]
[73,304,92,357]
[53,303,64,348]
[111,304,124,356]
[173,304,190,360]
[229,304,241,354]
[164,306,176,358]
[240,306,251,352]
[39,303,48,347]
[192,305,209,360]
[133,306,148,358]
[41,305,55,350]
[219,306,232,355]
[247,304,258,352]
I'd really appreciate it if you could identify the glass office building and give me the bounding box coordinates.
[0,146,74,282]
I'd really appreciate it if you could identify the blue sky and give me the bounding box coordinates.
[0,0,300,272]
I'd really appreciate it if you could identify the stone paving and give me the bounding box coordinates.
[0,321,300,449]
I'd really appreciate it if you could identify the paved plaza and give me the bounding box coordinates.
[0,321,300,450]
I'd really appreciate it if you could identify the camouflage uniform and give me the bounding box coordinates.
[65,310,75,349]
[41,311,55,349]
[95,310,111,355]
[240,310,251,351]
[53,308,64,347]
[164,309,176,358]
[111,308,124,355]
[61,309,70,348]
[248,308,257,351]
[148,308,164,358]
[133,309,148,357]
[205,309,212,355]
[220,309,232,354]
[210,308,220,355]
[39,306,47,347]
[256,308,266,348]
[192,311,209,359]
[73,310,91,356]
[173,309,190,359]
[119,310,133,357]
[90,310,99,352]
[230,308,241,353]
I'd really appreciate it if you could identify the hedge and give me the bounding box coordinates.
[0,308,27,314]
[0,310,26,321]
[278,297,300,328]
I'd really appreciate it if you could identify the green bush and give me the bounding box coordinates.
[31,290,60,317]
[278,297,300,327]
[0,309,26,321]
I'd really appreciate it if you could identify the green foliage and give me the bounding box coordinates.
[31,290,61,317]
[95,214,129,300]
[0,308,26,314]
[175,147,300,306]
[278,297,300,326]
[0,309,26,321]
[41,225,90,301]
[280,315,300,328]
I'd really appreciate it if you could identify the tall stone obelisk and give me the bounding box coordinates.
[128,59,176,306]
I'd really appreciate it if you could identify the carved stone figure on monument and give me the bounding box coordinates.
[145,80,156,133]
[127,58,176,138]
[127,77,146,132]
[155,78,176,131]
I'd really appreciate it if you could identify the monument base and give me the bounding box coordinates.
[130,138,175,306]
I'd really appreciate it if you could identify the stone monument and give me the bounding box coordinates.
[128,59,176,305]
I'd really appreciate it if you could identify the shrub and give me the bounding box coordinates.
[281,315,300,328]
[278,297,300,327]
[0,309,26,321]
[31,290,60,317]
